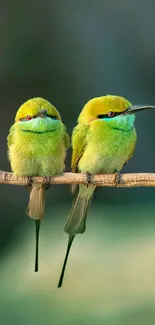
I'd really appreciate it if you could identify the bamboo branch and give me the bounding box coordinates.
[0,171,155,187]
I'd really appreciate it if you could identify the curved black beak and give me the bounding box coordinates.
[35,109,47,118]
[122,105,155,115]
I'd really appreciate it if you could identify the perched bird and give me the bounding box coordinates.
[58,95,154,287]
[7,97,69,272]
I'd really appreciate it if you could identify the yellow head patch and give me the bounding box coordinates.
[15,97,61,122]
[78,95,132,124]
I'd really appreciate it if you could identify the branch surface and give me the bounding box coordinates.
[0,171,155,187]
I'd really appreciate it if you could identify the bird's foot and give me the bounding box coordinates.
[84,172,92,188]
[27,176,33,187]
[43,176,51,190]
[115,172,121,186]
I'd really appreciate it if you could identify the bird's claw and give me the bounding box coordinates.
[115,172,121,186]
[43,176,51,189]
[27,176,33,187]
[84,172,92,188]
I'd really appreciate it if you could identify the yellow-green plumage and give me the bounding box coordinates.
[58,95,137,287]
[8,98,69,176]
[7,97,69,272]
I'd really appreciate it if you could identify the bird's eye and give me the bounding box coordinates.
[97,112,118,119]
[107,111,115,117]
[26,115,32,120]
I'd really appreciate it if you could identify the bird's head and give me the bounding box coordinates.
[78,95,155,132]
[15,97,62,134]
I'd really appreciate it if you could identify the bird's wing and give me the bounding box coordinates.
[63,124,70,149]
[127,146,136,161]
[71,123,89,172]
[7,124,15,148]
[70,124,89,195]
[122,133,137,168]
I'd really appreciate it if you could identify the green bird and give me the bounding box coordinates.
[58,95,154,287]
[7,97,69,272]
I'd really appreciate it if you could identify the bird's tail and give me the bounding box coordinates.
[26,184,45,272]
[65,184,95,235]
[27,184,45,220]
[58,184,96,288]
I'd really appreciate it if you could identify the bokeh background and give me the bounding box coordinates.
[1,0,155,324]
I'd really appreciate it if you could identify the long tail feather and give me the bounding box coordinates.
[58,184,95,287]
[58,235,74,288]
[26,184,45,272]
[35,220,40,272]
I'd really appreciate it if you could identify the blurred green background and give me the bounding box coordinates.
[1,0,155,324]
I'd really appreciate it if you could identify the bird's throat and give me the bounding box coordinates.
[111,126,134,132]
[21,129,56,134]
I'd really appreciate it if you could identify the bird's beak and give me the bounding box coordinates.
[122,105,155,115]
[36,109,47,118]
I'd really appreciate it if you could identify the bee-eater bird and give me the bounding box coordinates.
[58,95,155,287]
[7,97,69,272]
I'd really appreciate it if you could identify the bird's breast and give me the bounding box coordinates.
[78,126,137,174]
[8,127,66,176]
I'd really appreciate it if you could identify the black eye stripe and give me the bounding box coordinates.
[20,115,57,121]
[97,108,129,119]
[34,113,57,119]
[46,115,57,119]
[97,112,117,118]
[97,112,119,119]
